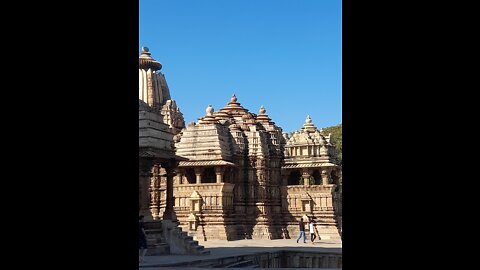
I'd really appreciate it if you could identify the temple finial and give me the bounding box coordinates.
[306,115,312,124]
[139,46,161,70]
[259,105,266,114]
[206,104,214,115]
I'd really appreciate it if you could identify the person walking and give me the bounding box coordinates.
[296,218,306,243]
[309,219,316,244]
[139,215,148,262]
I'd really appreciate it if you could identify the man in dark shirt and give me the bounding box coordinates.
[296,217,307,243]
[139,215,148,262]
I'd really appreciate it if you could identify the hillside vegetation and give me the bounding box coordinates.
[322,123,342,167]
[323,123,342,185]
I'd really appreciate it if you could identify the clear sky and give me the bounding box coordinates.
[140,0,341,132]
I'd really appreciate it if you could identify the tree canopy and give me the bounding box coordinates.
[322,123,342,185]
[322,123,342,167]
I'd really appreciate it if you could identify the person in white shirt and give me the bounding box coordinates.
[309,220,316,244]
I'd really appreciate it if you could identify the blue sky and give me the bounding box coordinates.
[140,0,341,132]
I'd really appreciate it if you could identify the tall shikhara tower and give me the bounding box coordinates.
[139,47,185,134]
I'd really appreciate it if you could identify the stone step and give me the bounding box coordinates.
[147,238,165,245]
[187,240,199,246]
[143,221,163,230]
[183,236,193,242]
[145,228,163,233]
[147,236,165,243]
[146,243,170,255]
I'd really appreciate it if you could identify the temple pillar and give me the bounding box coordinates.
[176,169,184,184]
[150,164,161,220]
[321,169,331,185]
[162,163,176,220]
[302,169,311,186]
[194,167,203,184]
[139,159,154,220]
[215,166,225,183]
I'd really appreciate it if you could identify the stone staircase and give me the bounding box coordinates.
[163,220,210,255]
[143,221,170,255]
[144,220,209,255]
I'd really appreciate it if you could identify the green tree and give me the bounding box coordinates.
[322,123,342,166]
[322,124,342,184]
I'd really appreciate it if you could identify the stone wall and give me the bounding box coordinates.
[172,183,237,240]
[282,184,341,240]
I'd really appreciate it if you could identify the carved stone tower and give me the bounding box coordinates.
[139,47,185,134]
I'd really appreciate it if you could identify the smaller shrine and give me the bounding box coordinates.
[281,115,342,239]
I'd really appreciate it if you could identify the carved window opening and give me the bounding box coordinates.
[185,168,196,184]
[287,170,302,185]
[312,170,322,185]
[202,167,216,183]
[191,199,201,212]
[189,191,202,213]
[301,199,312,213]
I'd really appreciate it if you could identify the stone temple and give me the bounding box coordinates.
[139,48,342,250]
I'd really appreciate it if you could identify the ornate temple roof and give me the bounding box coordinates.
[176,95,286,164]
[282,115,337,168]
[197,95,278,129]
[286,115,327,146]
[176,104,234,162]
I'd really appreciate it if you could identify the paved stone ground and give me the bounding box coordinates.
[139,238,342,269]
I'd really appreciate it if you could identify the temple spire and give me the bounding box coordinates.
[256,105,272,122]
[139,47,185,134]
[302,115,316,132]
[139,46,162,71]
